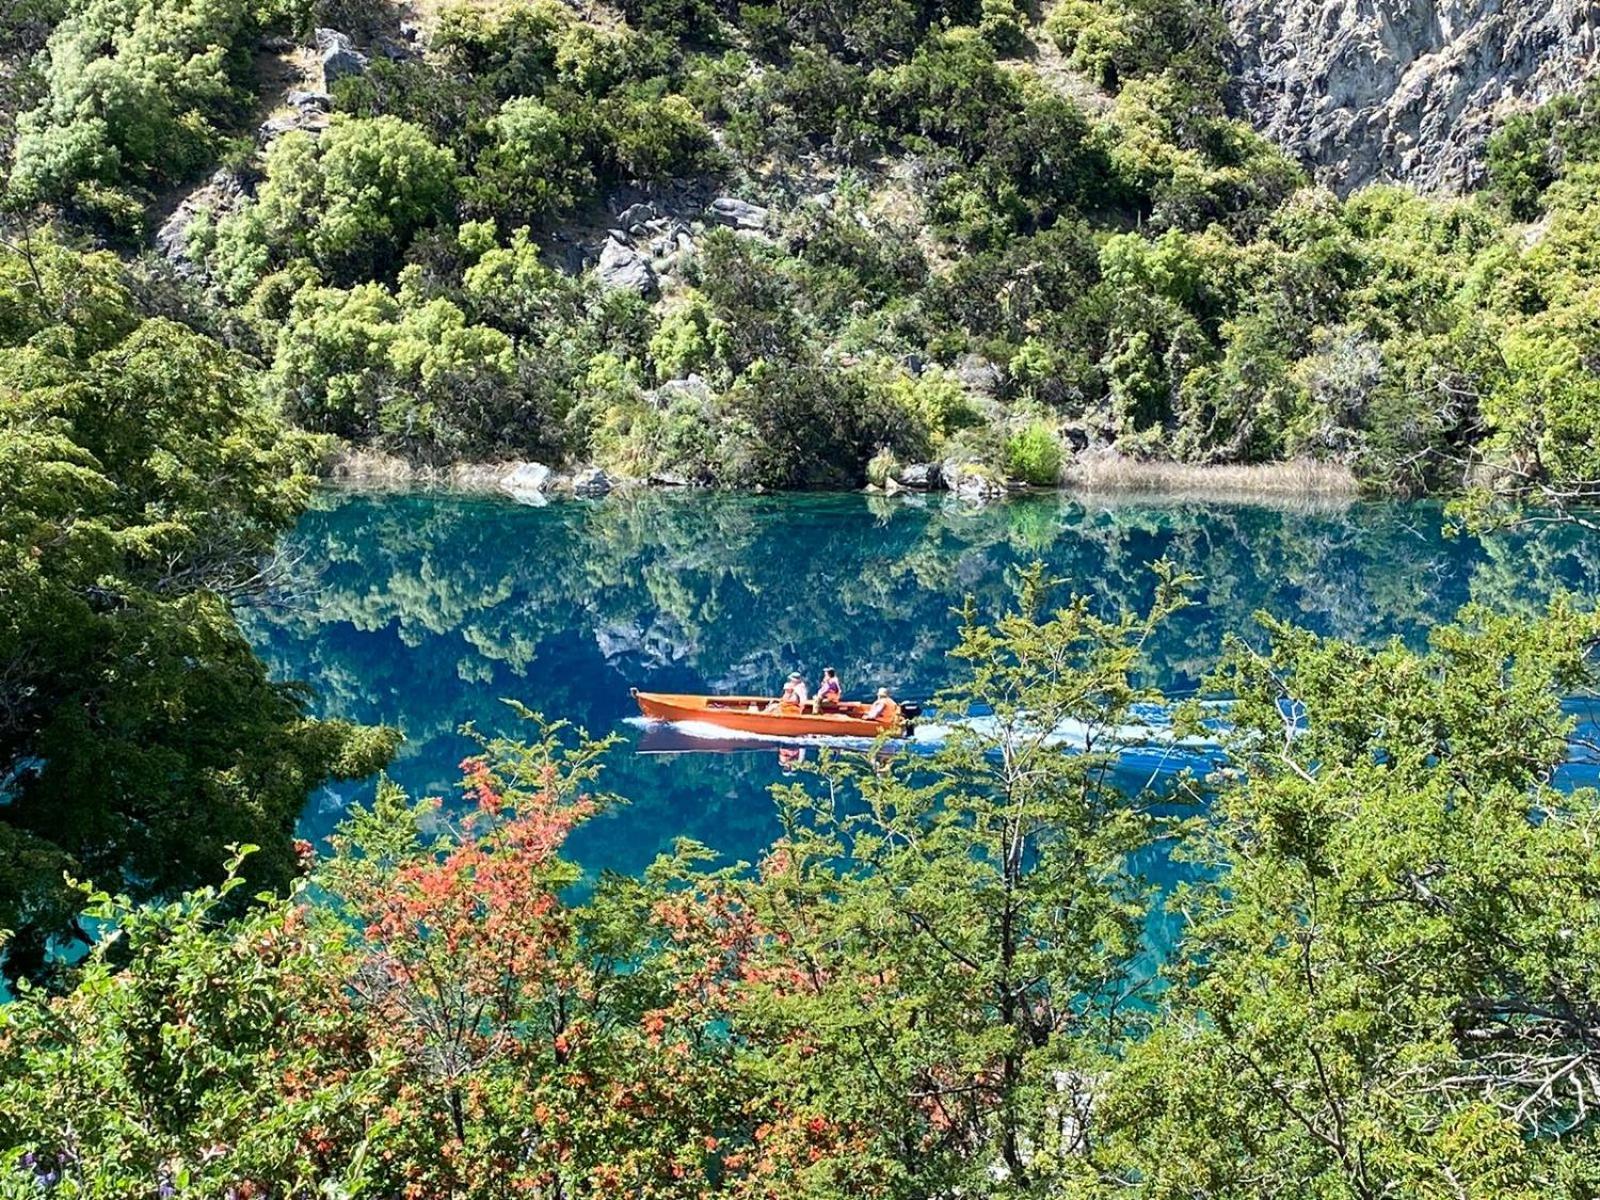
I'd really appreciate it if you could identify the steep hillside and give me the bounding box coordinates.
[1225,0,1600,193]
[8,0,1600,504]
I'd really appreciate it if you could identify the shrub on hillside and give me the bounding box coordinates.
[1003,420,1064,484]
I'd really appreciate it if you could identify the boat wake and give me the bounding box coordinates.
[627,702,1232,777]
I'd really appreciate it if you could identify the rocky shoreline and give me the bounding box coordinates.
[325,448,1359,504]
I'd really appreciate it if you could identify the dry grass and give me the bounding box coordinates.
[1065,455,1359,506]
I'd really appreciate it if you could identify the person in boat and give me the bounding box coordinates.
[865,686,901,727]
[767,672,809,713]
[811,666,842,713]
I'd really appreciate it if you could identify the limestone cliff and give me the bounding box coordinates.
[1223,0,1600,194]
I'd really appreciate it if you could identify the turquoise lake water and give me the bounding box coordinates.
[244,488,1600,880]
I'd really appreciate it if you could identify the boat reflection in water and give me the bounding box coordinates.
[632,719,902,760]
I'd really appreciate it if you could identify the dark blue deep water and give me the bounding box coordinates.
[243,488,1600,881]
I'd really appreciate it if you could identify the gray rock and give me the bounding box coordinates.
[1061,425,1091,453]
[258,113,318,144]
[154,169,245,267]
[708,196,770,231]
[943,461,1006,501]
[675,231,697,254]
[315,28,369,86]
[595,239,658,295]
[573,467,614,496]
[893,462,941,490]
[617,201,661,226]
[1225,0,1600,194]
[499,461,554,503]
[287,89,332,111]
[953,354,1003,397]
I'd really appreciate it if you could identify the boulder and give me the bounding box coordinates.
[893,462,941,491]
[595,239,657,296]
[943,461,1007,501]
[617,201,661,227]
[573,467,614,497]
[287,89,332,111]
[315,28,369,86]
[258,114,310,143]
[708,196,769,231]
[953,353,1003,397]
[499,461,553,503]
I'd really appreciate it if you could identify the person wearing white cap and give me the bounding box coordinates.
[766,672,809,713]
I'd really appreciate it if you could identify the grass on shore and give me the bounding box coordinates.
[1065,455,1359,503]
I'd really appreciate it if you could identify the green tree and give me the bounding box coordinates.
[7,0,264,222]
[209,116,457,291]
[661,563,1194,1193]
[1095,603,1600,1198]
[0,237,393,982]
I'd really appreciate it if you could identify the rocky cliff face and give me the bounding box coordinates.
[1224,0,1600,194]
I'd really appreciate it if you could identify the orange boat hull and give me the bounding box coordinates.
[632,690,907,739]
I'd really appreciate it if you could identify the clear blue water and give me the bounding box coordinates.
[243,488,1600,880]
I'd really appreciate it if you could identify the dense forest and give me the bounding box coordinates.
[8,0,1600,1193]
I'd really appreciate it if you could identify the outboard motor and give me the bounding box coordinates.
[899,701,922,732]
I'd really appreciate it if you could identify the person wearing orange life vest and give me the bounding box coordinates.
[864,686,901,728]
[811,666,842,713]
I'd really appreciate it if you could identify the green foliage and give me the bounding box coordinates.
[1043,0,1221,91]
[6,0,266,218]
[1485,79,1600,221]
[725,356,925,488]
[9,560,1600,1194]
[1093,601,1600,1197]
[211,117,457,292]
[1002,419,1063,483]
[270,273,517,453]
[599,90,712,184]
[0,236,395,982]
[465,96,592,227]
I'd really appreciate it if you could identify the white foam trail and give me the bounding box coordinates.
[625,716,884,749]
[627,707,1226,755]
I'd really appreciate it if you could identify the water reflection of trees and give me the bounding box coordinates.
[242,488,1600,870]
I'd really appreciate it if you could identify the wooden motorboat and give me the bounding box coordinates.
[631,689,916,739]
